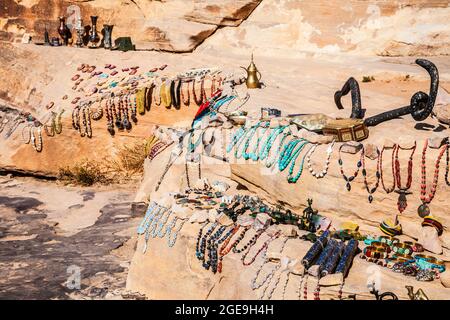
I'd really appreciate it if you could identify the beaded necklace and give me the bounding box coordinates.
[243,124,270,161]
[394,142,416,214]
[265,131,292,169]
[278,138,303,171]
[360,146,381,203]
[259,126,288,161]
[44,112,56,137]
[106,98,115,136]
[31,126,43,152]
[445,141,450,186]
[137,202,157,234]
[193,78,204,106]
[251,237,289,299]
[306,140,335,179]
[196,223,217,262]
[233,229,263,254]
[167,217,187,247]
[226,126,246,153]
[287,143,311,184]
[242,231,280,266]
[155,142,184,192]
[379,144,397,193]
[181,80,191,106]
[417,140,448,218]
[217,225,240,273]
[208,226,236,273]
[203,225,226,270]
[337,144,363,191]
[235,123,262,159]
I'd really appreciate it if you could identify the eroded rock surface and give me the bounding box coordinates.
[0,176,143,299]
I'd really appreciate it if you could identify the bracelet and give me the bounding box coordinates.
[392,242,413,256]
[363,246,388,259]
[379,220,402,236]
[371,241,391,252]
[378,236,399,247]
[421,216,443,236]
[414,254,446,273]
[392,252,414,261]
[403,241,424,253]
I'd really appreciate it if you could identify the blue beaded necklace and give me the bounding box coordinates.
[259,126,288,161]
[243,123,270,161]
[227,126,246,153]
[265,131,292,168]
[235,122,261,159]
[278,139,307,171]
[187,129,203,153]
[287,143,313,183]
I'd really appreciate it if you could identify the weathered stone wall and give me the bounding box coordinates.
[2,0,449,55]
[0,0,262,52]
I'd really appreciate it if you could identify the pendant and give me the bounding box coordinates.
[395,189,411,214]
[417,203,430,218]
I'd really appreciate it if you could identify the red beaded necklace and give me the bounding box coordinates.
[394,142,416,213]
[417,140,448,218]
[241,231,280,266]
[379,144,397,194]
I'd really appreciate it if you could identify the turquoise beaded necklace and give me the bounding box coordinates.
[259,126,288,161]
[279,139,307,171]
[265,131,292,168]
[243,123,270,161]
[235,122,261,159]
[187,129,203,153]
[227,126,246,153]
[287,143,312,183]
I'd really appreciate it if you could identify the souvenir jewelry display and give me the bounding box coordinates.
[394,142,416,213]
[306,140,335,179]
[418,139,448,218]
[338,144,363,191]
[379,144,397,193]
[360,145,381,203]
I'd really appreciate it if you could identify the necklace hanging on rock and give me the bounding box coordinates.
[338,143,363,191]
[418,139,448,218]
[306,140,335,179]
[360,145,381,203]
[379,144,397,194]
[394,142,416,214]
[445,140,450,186]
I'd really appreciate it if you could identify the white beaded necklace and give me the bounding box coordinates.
[306,140,335,179]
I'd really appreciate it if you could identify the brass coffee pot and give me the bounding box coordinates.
[241,54,262,89]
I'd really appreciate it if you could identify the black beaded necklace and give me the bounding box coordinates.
[338,144,363,191]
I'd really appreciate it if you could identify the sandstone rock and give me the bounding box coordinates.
[428,132,448,149]
[290,260,305,276]
[319,273,344,287]
[278,225,298,237]
[434,104,450,125]
[381,138,396,149]
[297,129,335,144]
[398,136,416,149]
[188,211,208,223]
[418,226,443,255]
[441,263,450,288]
[364,143,379,160]
[340,141,363,154]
